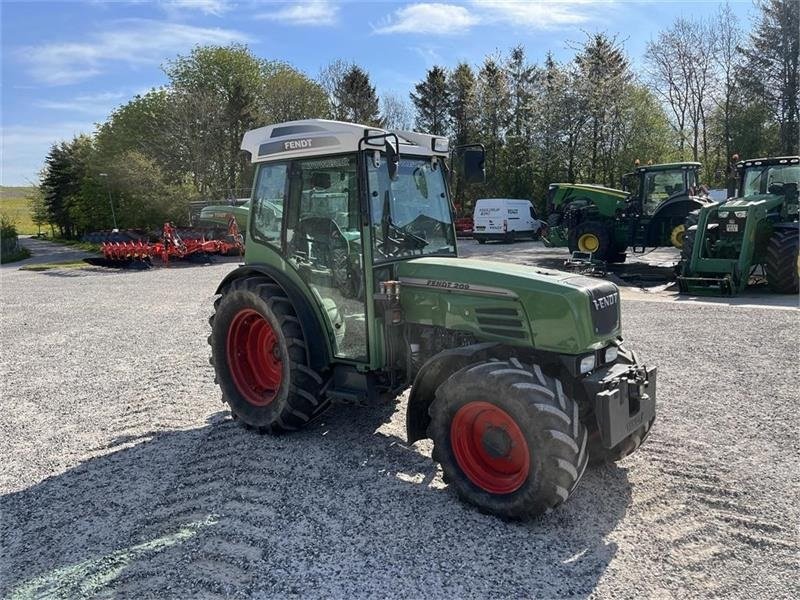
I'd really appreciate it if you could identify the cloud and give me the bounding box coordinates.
[18,19,251,85]
[164,0,232,15]
[257,1,339,27]
[473,0,594,28]
[1,123,94,186]
[36,92,128,115]
[374,1,600,35]
[373,3,477,35]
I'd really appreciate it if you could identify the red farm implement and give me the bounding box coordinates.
[100,216,243,266]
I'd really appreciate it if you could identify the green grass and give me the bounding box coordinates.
[20,259,90,272]
[0,186,40,235]
[50,238,102,253]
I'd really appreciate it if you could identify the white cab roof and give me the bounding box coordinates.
[241,119,448,163]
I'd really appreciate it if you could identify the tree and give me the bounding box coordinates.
[318,59,354,120]
[28,186,49,236]
[381,93,414,130]
[262,62,330,124]
[334,66,382,126]
[164,44,266,195]
[410,65,451,135]
[739,0,800,154]
[40,135,94,238]
[475,57,511,182]
[448,63,478,147]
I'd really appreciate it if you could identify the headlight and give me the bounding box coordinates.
[718,211,729,218]
[605,346,619,363]
[579,354,596,374]
[734,211,747,218]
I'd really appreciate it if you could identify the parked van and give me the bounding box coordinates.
[473,198,543,243]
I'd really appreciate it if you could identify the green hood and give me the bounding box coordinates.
[396,257,621,354]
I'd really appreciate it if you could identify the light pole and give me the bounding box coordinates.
[98,173,118,230]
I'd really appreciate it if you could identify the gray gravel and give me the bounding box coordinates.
[1,249,798,599]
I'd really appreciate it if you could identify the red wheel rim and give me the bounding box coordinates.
[226,309,283,406]
[450,401,530,494]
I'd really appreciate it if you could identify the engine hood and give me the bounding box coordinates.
[396,257,621,354]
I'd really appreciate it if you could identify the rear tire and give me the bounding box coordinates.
[209,276,328,432]
[428,359,588,519]
[476,237,486,245]
[568,221,612,261]
[765,229,799,293]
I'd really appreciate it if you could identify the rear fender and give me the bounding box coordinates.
[215,264,332,372]
[406,342,506,443]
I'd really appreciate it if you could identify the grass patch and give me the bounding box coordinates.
[20,259,90,271]
[0,186,39,235]
[50,238,102,253]
[1,247,32,264]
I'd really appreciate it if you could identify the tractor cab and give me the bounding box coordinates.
[736,156,800,216]
[627,162,703,216]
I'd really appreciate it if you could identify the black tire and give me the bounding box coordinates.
[428,359,588,519]
[765,229,799,294]
[208,276,328,432]
[607,246,627,264]
[587,417,654,466]
[568,221,612,261]
[476,237,486,245]
[680,212,700,263]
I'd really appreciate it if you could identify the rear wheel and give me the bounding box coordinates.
[209,276,327,432]
[428,359,588,518]
[670,224,686,249]
[476,237,486,245]
[765,229,799,293]
[569,221,612,261]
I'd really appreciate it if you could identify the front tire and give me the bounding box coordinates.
[209,276,327,432]
[568,221,612,261]
[765,229,799,293]
[428,359,588,519]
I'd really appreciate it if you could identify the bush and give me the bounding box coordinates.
[0,214,30,264]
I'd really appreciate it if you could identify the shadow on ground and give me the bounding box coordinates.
[1,403,631,598]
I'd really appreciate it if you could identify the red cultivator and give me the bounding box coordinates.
[100,216,243,265]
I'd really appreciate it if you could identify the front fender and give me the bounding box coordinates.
[406,342,504,443]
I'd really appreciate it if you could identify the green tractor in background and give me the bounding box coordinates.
[544,162,712,263]
[207,119,657,519]
[678,156,799,295]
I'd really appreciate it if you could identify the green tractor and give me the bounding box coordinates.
[678,156,799,295]
[545,162,712,262]
[208,119,657,518]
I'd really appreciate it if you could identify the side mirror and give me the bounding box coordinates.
[455,144,485,184]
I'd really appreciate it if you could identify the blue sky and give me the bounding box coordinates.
[1,0,754,186]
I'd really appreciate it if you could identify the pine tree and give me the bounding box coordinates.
[739,0,800,154]
[334,66,382,126]
[448,63,478,147]
[476,57,511,183]
[410,66,451,135]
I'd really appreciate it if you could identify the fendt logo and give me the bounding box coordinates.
[592,292,619,310]
[284,138,313,150]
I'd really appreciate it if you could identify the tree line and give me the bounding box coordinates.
[37,0,798,238]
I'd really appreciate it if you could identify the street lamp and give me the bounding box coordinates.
[98,173,118,230]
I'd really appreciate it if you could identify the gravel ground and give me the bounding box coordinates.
[1,247,798,599]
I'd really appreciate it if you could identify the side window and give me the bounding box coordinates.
[529,205,536,219]
[251,163,287,243]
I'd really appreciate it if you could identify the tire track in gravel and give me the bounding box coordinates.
[631,435,799,584]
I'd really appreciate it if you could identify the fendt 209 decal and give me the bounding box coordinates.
[399,277,518,298]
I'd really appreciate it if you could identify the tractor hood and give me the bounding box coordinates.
[396,257,620,354]
[717,195,785,212]
[551,183,628,199]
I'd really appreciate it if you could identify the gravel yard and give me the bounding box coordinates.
[1,244,798,599]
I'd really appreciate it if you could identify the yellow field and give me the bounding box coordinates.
[0,187,39,235]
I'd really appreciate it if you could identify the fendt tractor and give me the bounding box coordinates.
[545,162,712,262]
[678,156,799,295]
[208,120,657,518]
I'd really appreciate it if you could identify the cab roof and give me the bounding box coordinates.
[736,156,800,168]
[241,119,449,163]
[634,162,701,173]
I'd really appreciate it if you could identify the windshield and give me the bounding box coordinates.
[742,164,800,197]
[368,155,455,262]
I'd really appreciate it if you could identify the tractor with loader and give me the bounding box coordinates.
[678,156,799,295]
[208,119,657,519]
[544,162,712,262]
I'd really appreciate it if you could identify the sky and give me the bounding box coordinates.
[1,0,755,186]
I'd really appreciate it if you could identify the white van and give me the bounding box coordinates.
[473,198,543,244]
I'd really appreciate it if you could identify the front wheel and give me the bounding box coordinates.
[765,229,799,293]
[568,221,612,261]
[428,359,588,519]
[208,276,328,432]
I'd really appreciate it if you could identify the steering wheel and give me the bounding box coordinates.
[378,222,429,257]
